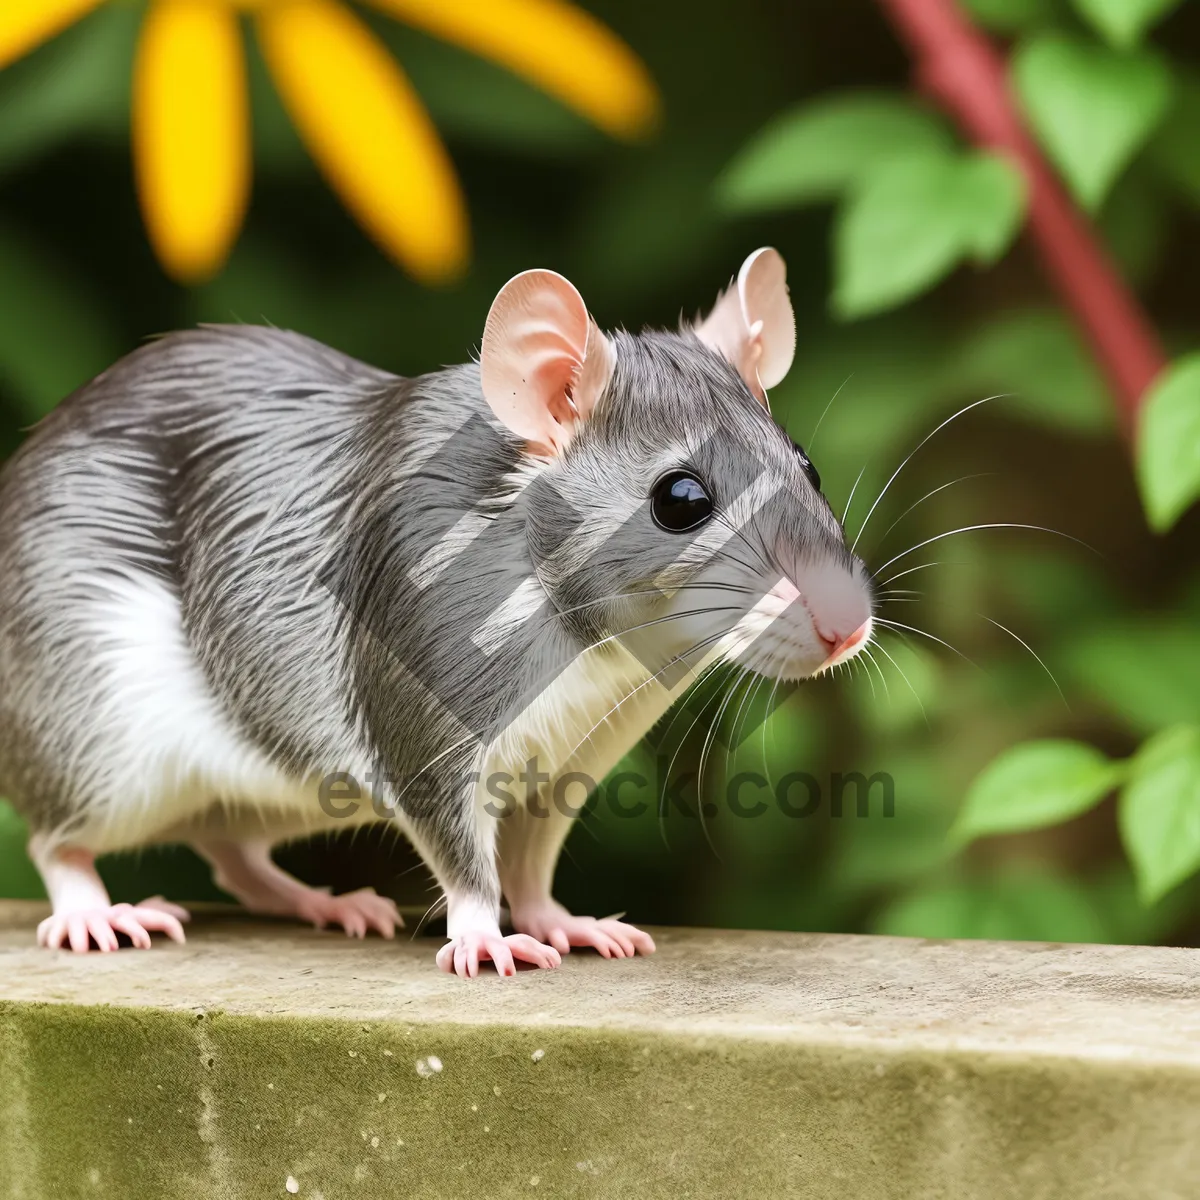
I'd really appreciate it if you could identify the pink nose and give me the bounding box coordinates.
[818,620,870,662]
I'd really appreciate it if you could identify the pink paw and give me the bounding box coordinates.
[37,899,190,953]
[514,907,656,959]
[296,888,402,939]
[436,931,561,978]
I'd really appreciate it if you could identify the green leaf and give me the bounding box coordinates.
[1065,621,1200,734]
[951,307,1113,434]
[873,866,1111,942]
[0,223,120,420]
[1012,35,1173,210]
[716,93,952,213]
[1119,725,1200,903]
[953,739,1121,844]
[1071,0,1182,47]
[957,157,1029,262]
[1130,723,1200,774]
[833,151,1025,319]
[1137,354,1200,532]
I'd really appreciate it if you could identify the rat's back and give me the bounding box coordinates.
[0,325,399,849]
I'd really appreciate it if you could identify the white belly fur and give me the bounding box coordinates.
[68,572,319,853]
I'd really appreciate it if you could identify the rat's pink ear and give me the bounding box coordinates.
[695,247,796,406]
[480,269,614,456]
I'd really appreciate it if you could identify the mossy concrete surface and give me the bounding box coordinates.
[2,903,1200,1199]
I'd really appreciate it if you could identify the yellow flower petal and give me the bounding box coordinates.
[0,0,105,71]
[365,0,660,140]
[257,0,468,284]
[132,0,250,282]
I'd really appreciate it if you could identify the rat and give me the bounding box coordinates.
[0,247,873,977]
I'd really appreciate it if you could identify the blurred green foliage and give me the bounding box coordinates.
[1,0,1200,948]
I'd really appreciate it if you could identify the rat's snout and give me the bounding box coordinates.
[743,561,872,680]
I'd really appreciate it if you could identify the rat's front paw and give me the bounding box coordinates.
[512,904,656,959]
[37,900,189,953]
[436,931,561,978]
[296,888,403,939]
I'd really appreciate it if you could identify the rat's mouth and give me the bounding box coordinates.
[815,617,873,673]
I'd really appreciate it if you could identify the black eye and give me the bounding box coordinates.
[792,441,821,492]
[651,470,713,533]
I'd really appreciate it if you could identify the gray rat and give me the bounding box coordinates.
[0,247,873,976]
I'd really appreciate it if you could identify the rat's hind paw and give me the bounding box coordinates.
[436,931,561,979]
[297,888,403,939]
[513,906,656,959]
[37,901,189,953]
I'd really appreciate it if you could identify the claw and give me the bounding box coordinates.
[37,899,190,953]
[436,930,561,978]
[512,906,656,960]
[297,887,402,939]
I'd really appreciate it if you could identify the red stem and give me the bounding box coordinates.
[875,0,1167,438]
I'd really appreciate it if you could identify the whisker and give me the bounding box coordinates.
[554,628,737,800]
[806,373,853,451]
[651,657,729,760]
[722,667,753,780]
[697,666,755,861]
[842,464,868,528]
[873,638,929,726]
[543,581,763,628]
[728,668,765,760]
[521,605,747,703]
[411,894,447,940]
[875,559,959,588]
[875,617,980,669]
[851,393,1006,555]
[657,661,735,850]
[760,675,781,784]
[980,615,1069,708]
[873,522,1095,580]
[864,648,883,700]
[863,643,892,704]
[874,473,994,551]
[712,512,775,576]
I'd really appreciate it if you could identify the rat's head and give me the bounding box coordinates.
[479,248,874,684]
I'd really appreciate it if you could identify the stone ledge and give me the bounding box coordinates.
[1,901,1199,1198]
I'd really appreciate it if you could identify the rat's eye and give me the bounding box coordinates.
[651,470,713,533]
[792,441,821,492]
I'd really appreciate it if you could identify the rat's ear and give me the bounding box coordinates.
[695,247,796,406]
[480,269,614,456]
